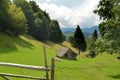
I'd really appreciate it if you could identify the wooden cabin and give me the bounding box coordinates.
[56,47,77,60]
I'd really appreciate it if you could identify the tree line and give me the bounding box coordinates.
[69,0,120,58]
[1,0,119,57]
[93,0,120,56]
[87,0,120,58]
[0,0,65,43]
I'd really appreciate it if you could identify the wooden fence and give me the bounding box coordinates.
[0,47,55,80]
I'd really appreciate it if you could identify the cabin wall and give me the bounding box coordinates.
[62,50,76,60]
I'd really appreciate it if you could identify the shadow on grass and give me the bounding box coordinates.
[58,57,78,61]
[0,34,33,54]
[109,74,120,79]
[13,36,33,49]
[43,41,56,46]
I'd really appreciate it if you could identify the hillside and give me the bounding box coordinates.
[0,32,120,80]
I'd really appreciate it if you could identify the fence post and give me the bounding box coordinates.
[51,58,55,80]
[43,46,49,80]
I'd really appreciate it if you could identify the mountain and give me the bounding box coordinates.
[61,25,98,34]
[82,25,99,33]
[61,28,75,34]
[61,25,99,40]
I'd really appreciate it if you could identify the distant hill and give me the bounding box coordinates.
[61,25,98,34]
[82,25,99,33]
[61,28,76,34]
[61,25,99,40]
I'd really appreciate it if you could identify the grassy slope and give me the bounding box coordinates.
[0,32,120,80]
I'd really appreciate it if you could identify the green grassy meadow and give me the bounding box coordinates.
[0,32,120,80]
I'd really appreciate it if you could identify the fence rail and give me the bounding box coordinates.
[0,73,47,80]
[0,59,54,80]
[0,47,55,80]
[0,62,50,71]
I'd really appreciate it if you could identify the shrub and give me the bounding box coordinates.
[86,50,96,58]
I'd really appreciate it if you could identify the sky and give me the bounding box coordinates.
[28,0,101,28]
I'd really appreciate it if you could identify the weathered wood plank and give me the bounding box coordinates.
[0,73,47,80]
[0,62,50,71]
[1,75,10,80]
[43,47,49,79]
[51,58,55,80]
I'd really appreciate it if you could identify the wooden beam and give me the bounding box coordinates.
[1,75,10,80]
[0,62,50,71]
[43,46,49,79]
[51,58,55,80]
[0,73,47,80]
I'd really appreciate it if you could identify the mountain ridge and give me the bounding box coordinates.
[61,25,99,34]
[61,25,99,40]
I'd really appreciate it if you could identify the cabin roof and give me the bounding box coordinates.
[56,48,69,57]
[56,47,77,57]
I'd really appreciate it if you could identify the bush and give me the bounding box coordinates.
[117,56,120,60]
[86,50,96,58]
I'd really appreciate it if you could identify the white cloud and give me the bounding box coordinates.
[38,0,100,28]
[46,0,50,3]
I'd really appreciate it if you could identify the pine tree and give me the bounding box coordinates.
[87,29,98,57]
[92,29,98,42]
[70,25,86,55]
